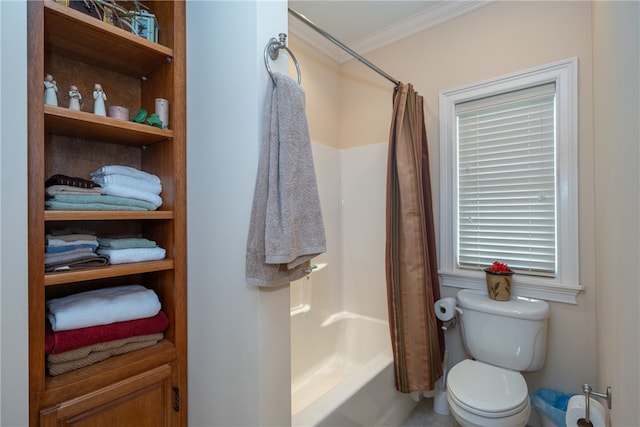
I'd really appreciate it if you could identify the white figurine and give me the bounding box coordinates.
[93,83,107,116]
[44,74,58,106]
[68,85,82,111]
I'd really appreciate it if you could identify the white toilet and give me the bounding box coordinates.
[446,289,550,427]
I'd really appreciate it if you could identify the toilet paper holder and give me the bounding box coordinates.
[580,383,612,426]
[582,383,612,410]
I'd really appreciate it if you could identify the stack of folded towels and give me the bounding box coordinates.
[97,237,166,264]
[45,285,168,376]
[44,165,162,212]
[91,165,163,210]
[45,231,109,272]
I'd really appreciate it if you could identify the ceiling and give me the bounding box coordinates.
[288,0,491,63]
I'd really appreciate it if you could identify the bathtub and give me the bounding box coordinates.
[291,311,417,427]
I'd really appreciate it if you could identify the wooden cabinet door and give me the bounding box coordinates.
[39,365,178,427]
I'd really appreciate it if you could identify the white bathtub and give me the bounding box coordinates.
[291,311,416,427]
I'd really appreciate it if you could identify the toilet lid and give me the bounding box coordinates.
[447,359,529,417]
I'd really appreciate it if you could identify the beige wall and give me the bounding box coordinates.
[592,1,640,425]
[289,37,342,148]
[292,1,598,394]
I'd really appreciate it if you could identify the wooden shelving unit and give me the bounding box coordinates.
[27,1,187,425]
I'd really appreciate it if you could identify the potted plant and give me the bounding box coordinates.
[484,261,514,301]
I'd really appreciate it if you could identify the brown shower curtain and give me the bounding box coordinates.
[385,83,444,393]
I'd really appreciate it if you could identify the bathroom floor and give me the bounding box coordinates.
[401,398,460,427]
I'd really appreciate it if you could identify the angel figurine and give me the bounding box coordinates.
[68,85,82,111]
[44,73,58,106]
[93,83,107,116]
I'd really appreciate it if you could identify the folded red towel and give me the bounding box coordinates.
[45,311,169,354]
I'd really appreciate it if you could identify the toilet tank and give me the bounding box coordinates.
[457,289,550,371]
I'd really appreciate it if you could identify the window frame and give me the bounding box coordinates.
[439,57,582,304]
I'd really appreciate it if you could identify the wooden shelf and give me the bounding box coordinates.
[43,340,177,406]
[45,209,174,221]
[30,0,187,423]
[44,259,175,286]
[44,0,173,79]
[45,106,172,146]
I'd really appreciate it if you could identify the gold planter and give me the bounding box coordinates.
[484,270,514,301]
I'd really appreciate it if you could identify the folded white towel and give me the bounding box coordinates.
[97,247,166,264]
[91,173,162,195]
[100,183,163,208]
[91,165,161,185]
[47,285,161,332]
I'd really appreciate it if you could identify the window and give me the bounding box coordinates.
[439,58,581,303]
[457,83,557,276]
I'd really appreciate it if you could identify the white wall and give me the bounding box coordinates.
[0,1,29,425]
[341,143,388,319]
[186,1,291,425]
[308,143,343,320]
[290,142,389,362]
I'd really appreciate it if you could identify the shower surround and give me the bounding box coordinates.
[290,142,416,426]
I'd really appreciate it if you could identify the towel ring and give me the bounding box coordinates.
[264,33,302,85]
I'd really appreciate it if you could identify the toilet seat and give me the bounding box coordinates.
[447,359,529,418]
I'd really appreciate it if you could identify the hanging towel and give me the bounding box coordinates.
[246,72,326,287]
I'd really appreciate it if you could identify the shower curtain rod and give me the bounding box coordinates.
[288,6,401,87]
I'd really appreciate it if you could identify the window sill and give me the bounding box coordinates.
[439,269,583,304]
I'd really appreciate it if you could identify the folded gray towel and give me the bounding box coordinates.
[45,194,157,211]
[246,72,326,287]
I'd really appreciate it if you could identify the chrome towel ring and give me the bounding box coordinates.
[264,33,301,85]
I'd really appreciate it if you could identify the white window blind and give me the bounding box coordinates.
[455,83,557,276]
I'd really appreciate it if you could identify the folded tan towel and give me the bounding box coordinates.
[46,185,104,197]
[47,333,163,376]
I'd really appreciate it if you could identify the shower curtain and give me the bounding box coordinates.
[385,83,444,393]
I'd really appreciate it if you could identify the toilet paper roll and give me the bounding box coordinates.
[566,395,607,427]
[434,297,457,321]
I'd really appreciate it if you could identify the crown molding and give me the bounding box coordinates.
[289,1,492,64]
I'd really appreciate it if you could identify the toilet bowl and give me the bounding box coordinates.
[447,359,530,427]
[443,290,550,427]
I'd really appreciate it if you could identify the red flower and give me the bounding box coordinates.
[487,261,512,273]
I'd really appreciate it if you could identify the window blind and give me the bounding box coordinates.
[455,83,557,276]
